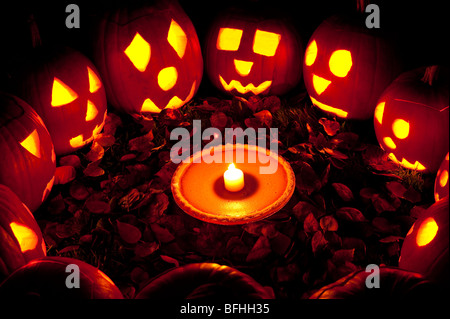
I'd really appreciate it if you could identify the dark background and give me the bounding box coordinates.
[0,0,448,97]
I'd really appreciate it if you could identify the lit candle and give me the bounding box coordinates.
[224,163,244,192]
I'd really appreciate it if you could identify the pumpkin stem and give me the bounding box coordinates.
[28,14,42,48]
[356,0,371,13]
[421,66,440,86]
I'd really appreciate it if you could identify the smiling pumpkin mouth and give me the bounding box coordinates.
[140,81,197,114]
[219,75,271,95]
[387,153,426,171]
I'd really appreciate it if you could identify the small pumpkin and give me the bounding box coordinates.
[204,7,303,98]
[0,92,56,212]
[0,256,123,299]
[303,1,402,120]
[0,184,46,282]
[93,0,203,115]
[434,152,449,201]
[399,196,449,285]
[135,263,273,299]
[14,17,107,156]
[309,266,435,299]
[374,66,449,173]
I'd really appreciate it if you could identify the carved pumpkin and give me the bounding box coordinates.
[399,196,449,285]
[16,47,107,156]
[93,0,203,115]
[0,93,56,212]
[205,7,302,97]
[0,185,46,282]
[136,263,273,299]
[374,66,449,173]
[303,14,401,120]
[0,256,123,299]
[435,153,449,201]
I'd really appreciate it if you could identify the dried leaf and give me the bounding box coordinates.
[261,95,281,113]
[386,181,407,199]
[294,161,322,195]
[86,141,104,162]
[319,118,340,136]
[151,223,175,243]
[336,207,367,222]
[85,200,110,214]
[311,231,327,255]
[332,183,354,202]
[371,217,401,234]
[253,110,273,127]
[246,236,272,263]
[320,215,339,231]
[331,249,354,265]
[371,194,397,213]
[160,255,180,268]
[304,213,319,233]
[94,134,116,147]
[54,166,76,185]
[292,201,322,221]
[128,131,154,153]
[59,154,81,168]
[210,111,228,129]
[83,160,105,177]
[135,241,159,258]
[120,153,137,162]
[69,181,90,200]
[117,220,141,244]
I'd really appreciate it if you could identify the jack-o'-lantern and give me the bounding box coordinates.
[205,7,302,97]
[374,66,449,173]
[0,256,123,299]
[93,0,203,115]
[17,47,107,156]
[0,185,46,282]
[0,93,56,212]
[399,196,449,284]
[435,153,449,201]
[303,12,401,120]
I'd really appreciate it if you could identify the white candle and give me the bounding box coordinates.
[224,163,244,192]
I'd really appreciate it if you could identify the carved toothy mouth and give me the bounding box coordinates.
[140,81,197,113]
[219,75,271,95]
[69,111,107,148]
[388,153,426,171]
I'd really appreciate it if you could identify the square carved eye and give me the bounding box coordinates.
[252,29,281,57]
[217,28,243,51]
[125,32,151,72]
[167,19,187,58]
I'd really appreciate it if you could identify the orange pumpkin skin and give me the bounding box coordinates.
[434,153,449,201]
[399,196,449,285]
[374,67,449,173]
[303,15,402,120]
[0,185,46,282]
[0,93,56,212]
[0,256,123,299]
[93,0,203,115]
[16,47,107,156]
[205,8,302,98]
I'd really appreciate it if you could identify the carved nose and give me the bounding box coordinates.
[234,59,253,76]
[312,74,331,95]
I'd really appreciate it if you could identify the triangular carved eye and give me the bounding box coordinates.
[51,77,78,106]
[125,32,151,72]
[87,67,102,93]
[167,19,187,59]
[10,222,38,252]
[20,129,41,158]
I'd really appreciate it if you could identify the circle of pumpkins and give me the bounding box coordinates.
[0,0,448,299]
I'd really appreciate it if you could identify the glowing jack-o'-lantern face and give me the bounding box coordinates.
[93,0,203,115]
[0,183,46,281]
[205,9,302,97]
[374,67,449,173]
[435,153,449,201]
[303,16,401,120]
[17,47,107,156]
[0,93,56,212]
[399,196,449,284]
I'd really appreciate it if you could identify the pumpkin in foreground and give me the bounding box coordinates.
[0,93,56,212]
[0,184,46,282]
[0,256,123,299]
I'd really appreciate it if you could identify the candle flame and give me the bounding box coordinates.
[228,163,236,170]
